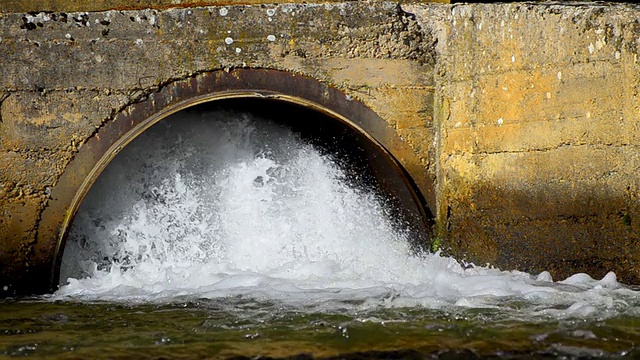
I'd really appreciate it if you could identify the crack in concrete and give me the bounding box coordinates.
[0,92,9,123]
[471,142,639,156]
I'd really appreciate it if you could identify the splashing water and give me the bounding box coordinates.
[56,109,639,320]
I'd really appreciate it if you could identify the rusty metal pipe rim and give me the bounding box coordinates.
[36,69,435,294]
[52,91,411,268]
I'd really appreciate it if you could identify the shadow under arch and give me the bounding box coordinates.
[32,69,436,294]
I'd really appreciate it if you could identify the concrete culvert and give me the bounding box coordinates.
[57,98,433,289]
[0,70,436,296]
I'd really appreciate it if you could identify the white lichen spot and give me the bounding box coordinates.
[235,47,241,54]
[324,4,333,10]
[345,94,353,101]
[95,54,103,63]
[613,26,621,37]
[225,37,233,45]
[588,43,595,54]
[219,8,228,16]
[135,38,143,46]
[497,118,503,126]
[267,34,276,42]
[557,71,562,80]
[267,9,276,17]
[615,51,621,60]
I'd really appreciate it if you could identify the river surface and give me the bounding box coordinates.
[2,108,639,359]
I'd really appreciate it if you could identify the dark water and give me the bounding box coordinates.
[2,298,640,359]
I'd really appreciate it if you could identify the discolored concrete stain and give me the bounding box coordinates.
[1,1,639,294]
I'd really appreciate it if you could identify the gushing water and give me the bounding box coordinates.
[57,109,639,319]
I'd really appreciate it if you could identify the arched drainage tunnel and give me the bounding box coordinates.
[56,98,432,288]
[8,69,435,295]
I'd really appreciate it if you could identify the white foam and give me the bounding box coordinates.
[56,109,639,319]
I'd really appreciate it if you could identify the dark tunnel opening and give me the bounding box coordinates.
[56,98,433,287]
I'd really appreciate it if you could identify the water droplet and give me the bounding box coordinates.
[225,37,233,45]
[219,8,228,16]
[267,35,276,42]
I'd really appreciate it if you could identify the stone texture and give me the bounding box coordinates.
[420,2,640,284]
[1,0,450,13]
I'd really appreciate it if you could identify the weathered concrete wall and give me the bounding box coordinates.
[1,1,639,294]
[409,2,640,283]
[1,0,449,13]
